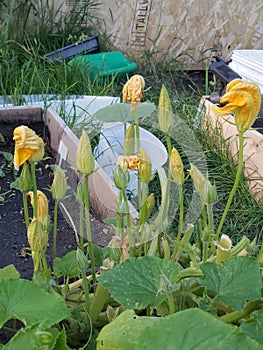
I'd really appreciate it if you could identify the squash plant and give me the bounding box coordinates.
[0,78,262,349]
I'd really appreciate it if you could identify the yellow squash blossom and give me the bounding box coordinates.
[213,79,261,133]
[122,74,145,110]
[13,125,44,171]
[27,190,49,222]
[116,154,140,171]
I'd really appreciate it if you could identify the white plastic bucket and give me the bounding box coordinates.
[94,122,168,197]
[229,50,263,93]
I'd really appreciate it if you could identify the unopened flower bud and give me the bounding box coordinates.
[215,234,232,264]
[19,162,33,192]
[206,182,218,205]
[76,181,85,204]
[27,190,49,222]
[189,164,215,204]
[123,124,135,156]
[114,165,130,190]
[138,148,151,183]
[145,193,155,221]
[158,85,173,134]
[76,130,95,175]
[161,237,170,260]
[169,147,184,185]
[51,165,67,201]
[27,218,48,253]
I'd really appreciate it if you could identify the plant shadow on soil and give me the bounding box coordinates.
[0,120,114,280]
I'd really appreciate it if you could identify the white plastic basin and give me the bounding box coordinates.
[94,122,168,197]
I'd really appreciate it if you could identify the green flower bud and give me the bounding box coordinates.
[76,181,85,204]
[206,182,218,205]
[19,162,33,192]
[189,164,216,205]
[27,218,48,253]
[215,234,232,264]
[161,237,170,260]
[145,193,155,221]
[123,124,135,156]
[158,85,173,134]
[114,165,130,190]
[76,130,95,175]
[169,147,184,185]
[138,148,151,183]
[51,165,67,201]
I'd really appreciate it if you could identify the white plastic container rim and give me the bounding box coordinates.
[229,50,263,93]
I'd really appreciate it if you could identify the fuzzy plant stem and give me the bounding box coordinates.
[165,134,172,156]
[83,174,96,285]
[52,199,59,259]
[219,300,262,324]
[79,201,84,251]
[133,110,140,151]
[133,110,143,207]
[167,294,175,315]
[176,184,184,241]
[81,267,90,313]
[121,189,134,256]
[22,192,30,229]
[31,163,38,218]
[199,206,210,262]
[215,131,244,240]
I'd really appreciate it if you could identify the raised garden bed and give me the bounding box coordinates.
[201,96,263,202]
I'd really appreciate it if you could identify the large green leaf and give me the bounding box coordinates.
[93,102,155,123]
[53,250,80,278]
[199,256,261,311]
[3,325,60,350]
[3,325,70,350]
[0,265,19,279]
[98,256,180,309]
[0,278,70,329]
[240,309,263,344]
[97,309,260,350]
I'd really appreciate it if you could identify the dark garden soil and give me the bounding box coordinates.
[0,120,114,280]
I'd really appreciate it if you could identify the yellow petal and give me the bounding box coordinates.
[138,148,151,183]
[213,81,262,133]
[230,82,261,118]
[13,126,44,170]
[225,78,243,92]
[27,190,49,221]
[14,147,35,171]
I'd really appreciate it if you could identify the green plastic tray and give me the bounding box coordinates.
[68,51,137,79]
